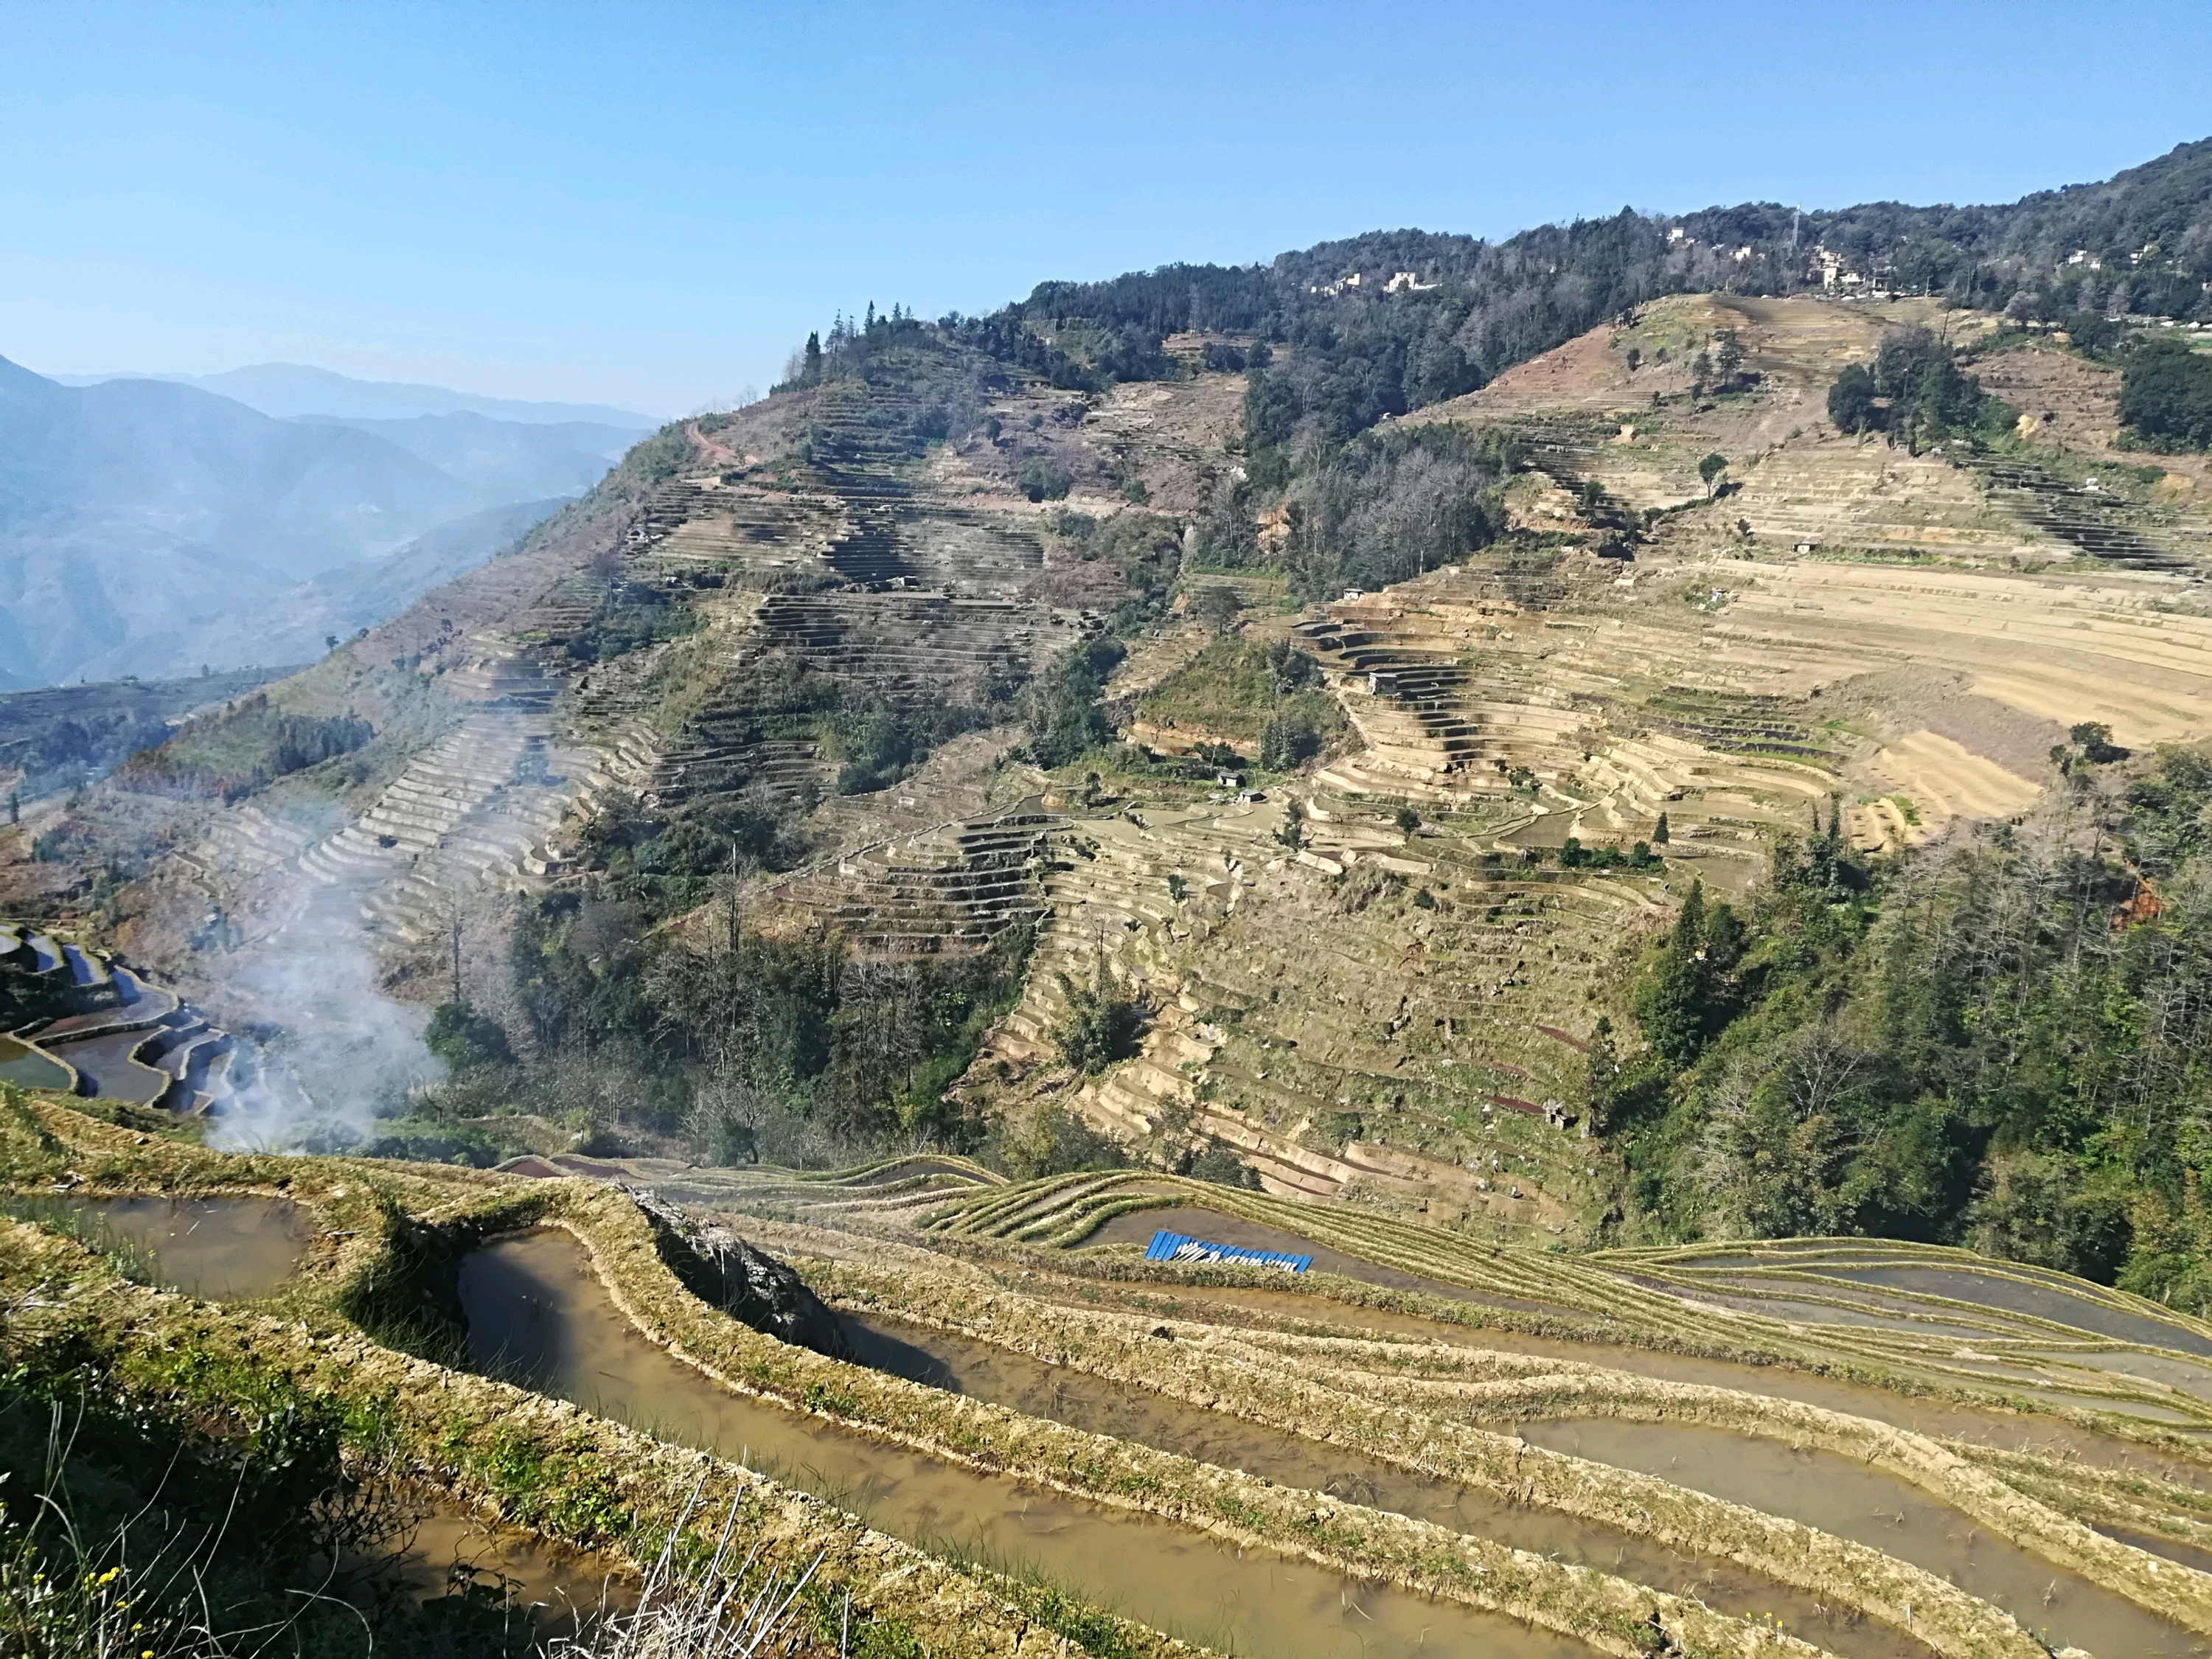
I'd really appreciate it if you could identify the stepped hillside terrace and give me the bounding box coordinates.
[22,1106,2212,1658]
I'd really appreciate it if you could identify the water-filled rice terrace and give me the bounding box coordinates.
[14,1106,2212,1657]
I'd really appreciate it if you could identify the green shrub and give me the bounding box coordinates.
[117,694,374,801]
[1050,961,1142,1074]
[1184,1141,1262,1188]
[1015,457,1073,501]
[425,1001,515,1071]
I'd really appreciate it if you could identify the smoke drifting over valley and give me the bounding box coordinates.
[200,899,442,1153]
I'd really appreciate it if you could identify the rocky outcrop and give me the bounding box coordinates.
[633,1189,852,1358]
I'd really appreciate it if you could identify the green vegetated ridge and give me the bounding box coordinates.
[1599,741,2212,1305]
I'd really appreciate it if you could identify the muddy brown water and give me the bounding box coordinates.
[841,1310,1927,1659]
[4,1194,308,1300]
[1075,1213,2212,1459]
[0,1035,71,1091]
[1517,1419,2208,1658]
[1048,1270,2212,1488]
[456,1228,1598,1659]
[354,1490,637,1642]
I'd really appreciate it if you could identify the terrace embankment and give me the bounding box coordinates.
[797,1237,2212,1656]
[27,1100,2212,1654]
[836,1304,1927,1659]
[460,1226,1607,1659]
[1516,1418,2202,1658]
[0,1110,1203,1658]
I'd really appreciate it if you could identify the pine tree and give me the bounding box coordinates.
[1652,811,1669,845]
[1632,880,1714,1065]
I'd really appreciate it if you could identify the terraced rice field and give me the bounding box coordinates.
[25,1106,2212,1657]
[0,922,246,1115]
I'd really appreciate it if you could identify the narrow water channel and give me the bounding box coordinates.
[840,1309,1926,1659]
[456,1229,1600,1659]
[2,1193,307,1300]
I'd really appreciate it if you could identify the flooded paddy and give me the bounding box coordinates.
[2,1193,309,1300]
[0,1035,72,1090]
[456,1228,1603,1659]
[40,1027,170,1103]
[1518,1418,2210,1658]
[1818,1265,2212,1359]
[841,1310,1928,1659]
[365,1492,636,1641]
[1040,1274,2212,1484]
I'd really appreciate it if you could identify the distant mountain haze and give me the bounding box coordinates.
[296,411,641,501]
[0,355,612,689]
[171,495,574,676]
[48,361,656,428]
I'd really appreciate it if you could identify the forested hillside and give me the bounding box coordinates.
[921,136,2212,449]
[1598,742,2212,1306]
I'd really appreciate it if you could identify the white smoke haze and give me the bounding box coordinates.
[202,900,445,1153]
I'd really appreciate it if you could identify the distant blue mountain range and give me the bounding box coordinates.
[0,355,654,689]
[49,361,655,429]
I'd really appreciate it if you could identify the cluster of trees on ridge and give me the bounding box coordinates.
[2118,333,2212,449]
[1825,324,2012,445]
[1596,734,2212,1310]
[792,137,2212,425]
[757,139,2212,608]
[1818,313,2212,456]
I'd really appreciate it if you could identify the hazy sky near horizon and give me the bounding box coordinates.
[6,1,2210,418]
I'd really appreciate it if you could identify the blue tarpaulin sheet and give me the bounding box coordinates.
[1144,1228,1310,1273]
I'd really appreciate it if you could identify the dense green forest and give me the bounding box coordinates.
[1599,737,2212,1308]
[2120,333,2212,449]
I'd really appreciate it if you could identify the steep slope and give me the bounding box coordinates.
[4,335,1215,1141]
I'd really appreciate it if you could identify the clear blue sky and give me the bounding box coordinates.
[5,1,2208,418]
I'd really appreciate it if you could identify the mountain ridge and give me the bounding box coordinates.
[0,356,631,688]
[47,360,656,428]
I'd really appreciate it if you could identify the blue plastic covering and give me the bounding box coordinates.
[1144,1228,1310,1273]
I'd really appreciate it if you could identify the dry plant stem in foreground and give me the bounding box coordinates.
[546,1475,826,1659]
